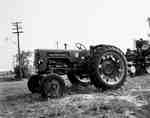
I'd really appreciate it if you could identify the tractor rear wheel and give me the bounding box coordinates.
[41,74,65,98]
[89,47,127,90]
[27,75,41,93]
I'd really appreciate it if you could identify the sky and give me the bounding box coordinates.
[0,0,150,71]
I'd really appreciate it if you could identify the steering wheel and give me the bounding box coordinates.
[75,43,87,50]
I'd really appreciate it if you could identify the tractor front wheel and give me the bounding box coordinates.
[41,74,65,98]
[27,75,41,93]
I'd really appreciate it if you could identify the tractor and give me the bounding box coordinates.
[27,43,127,98]
[126,38,150,76]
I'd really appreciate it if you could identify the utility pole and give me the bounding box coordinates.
[56,41,59,49]
[147,17,150,37]
[12,22,23,79]
[64,43,67,50]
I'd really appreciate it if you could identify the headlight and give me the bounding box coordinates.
[38,59,44,64]
[75,52,79,58]
[130,66,136,73]
[142,44,149,50]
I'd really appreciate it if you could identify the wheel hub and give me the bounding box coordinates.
[44,79,60,98]
[101,60,115,75]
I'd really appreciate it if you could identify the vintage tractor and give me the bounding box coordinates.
[126,38,150,76]
[27,43,127,98]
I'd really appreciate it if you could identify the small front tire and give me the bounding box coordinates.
[27,75,41,93]
[42,74,65,98]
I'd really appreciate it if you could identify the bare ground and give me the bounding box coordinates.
[0,75,150,118]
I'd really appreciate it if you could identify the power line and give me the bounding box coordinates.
[12,22,24,79]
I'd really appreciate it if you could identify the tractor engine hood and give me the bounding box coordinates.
[34,49,81,59]
[34,49,89,73]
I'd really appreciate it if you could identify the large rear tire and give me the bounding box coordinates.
[27,75,41,93]
[89,47,127,90]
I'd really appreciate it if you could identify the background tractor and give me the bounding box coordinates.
[27,43,127,98]
[126,38,150,76]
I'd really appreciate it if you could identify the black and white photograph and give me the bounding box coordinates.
[0,0,150,118]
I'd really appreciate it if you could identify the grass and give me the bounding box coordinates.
[1,75,150,117]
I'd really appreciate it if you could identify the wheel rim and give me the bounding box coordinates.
[75,75,90,83]
[44,79,60,98]
[98,51,125,85]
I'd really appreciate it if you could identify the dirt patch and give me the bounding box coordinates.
[0,75,150,118]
